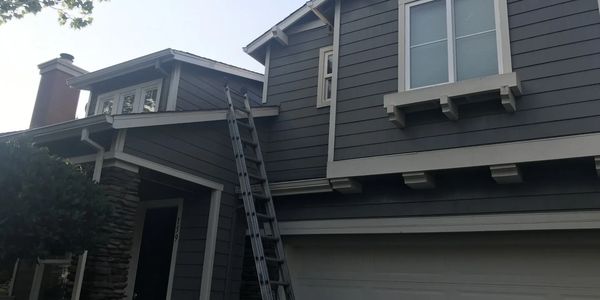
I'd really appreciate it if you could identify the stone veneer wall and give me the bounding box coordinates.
[81,167,140,300]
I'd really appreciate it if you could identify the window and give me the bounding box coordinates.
[94,79,162,115]
[317,46,334,107]
[406,0,502,89]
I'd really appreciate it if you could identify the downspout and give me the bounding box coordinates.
[81,128,104,183]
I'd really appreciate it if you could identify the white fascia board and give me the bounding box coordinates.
[111,106,279,129]
[28,114,113,142]
[244,0,329,56]
[270,177,363,196]
[13,107,278,144]
[68,49,175,89]
[279,211,600,235]
[328,133,600,178]
[68,49,264,90]
[271,178,333,196]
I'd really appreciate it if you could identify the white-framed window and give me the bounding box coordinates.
[403,0,510,90]
[94,79,162,115]
[317,46,334,108]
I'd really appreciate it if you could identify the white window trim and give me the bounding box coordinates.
[262,45,271,104]
[398,0,512,92]
[317,45,334,108]
[94,79,163,115]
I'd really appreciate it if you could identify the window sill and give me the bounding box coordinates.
[383,72,521,128]
[316,100,331,108]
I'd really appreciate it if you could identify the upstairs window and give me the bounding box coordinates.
[406,0,500,89]
[317,46,334,107]
[94,79,162,115]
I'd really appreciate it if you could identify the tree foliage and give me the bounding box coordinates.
[0,139,111,266]
[0,0,106,29]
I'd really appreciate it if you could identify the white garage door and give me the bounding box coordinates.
[284,232,600,300]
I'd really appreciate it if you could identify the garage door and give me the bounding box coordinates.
[284,231,600,300]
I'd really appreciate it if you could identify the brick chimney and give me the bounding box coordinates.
[30,53,87,128]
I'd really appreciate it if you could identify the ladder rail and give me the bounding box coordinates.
[224,85,295,300]
[241,92,295,300]
[225,86,274,300]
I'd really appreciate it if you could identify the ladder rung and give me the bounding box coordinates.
[245,155,262,165]
[237,121,253,130]
[248,173,266,182]
[252,193,270,202]
[237,192,268,201]
[265,256,284,264]
[241,137,258,147]
[270,280,289,287]
[234,106,250,114]
[261,234,280,242]
[256,212,274,221]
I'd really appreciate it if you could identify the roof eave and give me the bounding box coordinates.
[68,49,264,90]
[67,49,176,90]
[244,0,329,61]
[0,114,114,143]
[1,107,279,144]
[172,51,264,82]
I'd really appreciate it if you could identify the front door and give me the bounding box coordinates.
[132,201,180,300]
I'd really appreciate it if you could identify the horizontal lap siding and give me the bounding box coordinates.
[334,0,600,160]
[124,122,237,188]
[171,195,210,300]
[265,24,333,182]
[177,65,263,111]
[275,159,600,220]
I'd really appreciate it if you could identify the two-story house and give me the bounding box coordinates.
[4,0,600,299]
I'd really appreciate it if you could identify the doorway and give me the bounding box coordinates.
[129,199,182,300]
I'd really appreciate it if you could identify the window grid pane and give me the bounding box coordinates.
[410,40,449,88]
[454,0,496,38]
[409,0,448,88]
[121,93,136,114]
[455,30,498,81]
[143,88,159,112]
[326,53,333,75]
[325,78,332,100]
[408,0,499,89]
[410,0,447,46]
[100,99,113,115]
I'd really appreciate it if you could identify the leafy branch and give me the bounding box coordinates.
[0,0,107,29]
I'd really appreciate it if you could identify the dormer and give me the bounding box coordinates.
[67,49,264,117]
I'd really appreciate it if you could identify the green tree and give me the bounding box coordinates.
[0,139,111,268]
[0,0,107,29]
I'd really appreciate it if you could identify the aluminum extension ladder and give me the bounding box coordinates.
[224,84,295,300]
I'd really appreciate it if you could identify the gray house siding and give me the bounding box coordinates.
[171,195,210,300]
[177,64,263,111]
[265,23,333,182]
[123,123,247,300]
[275,158,600,220]
[333,0,600,160]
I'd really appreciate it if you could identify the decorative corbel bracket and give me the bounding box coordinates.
[490,163,522,184]
[402,171,435,189]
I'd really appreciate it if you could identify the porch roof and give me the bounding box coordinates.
[0,106,279,144]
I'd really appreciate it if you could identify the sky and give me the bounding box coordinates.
[0,0,306,132]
